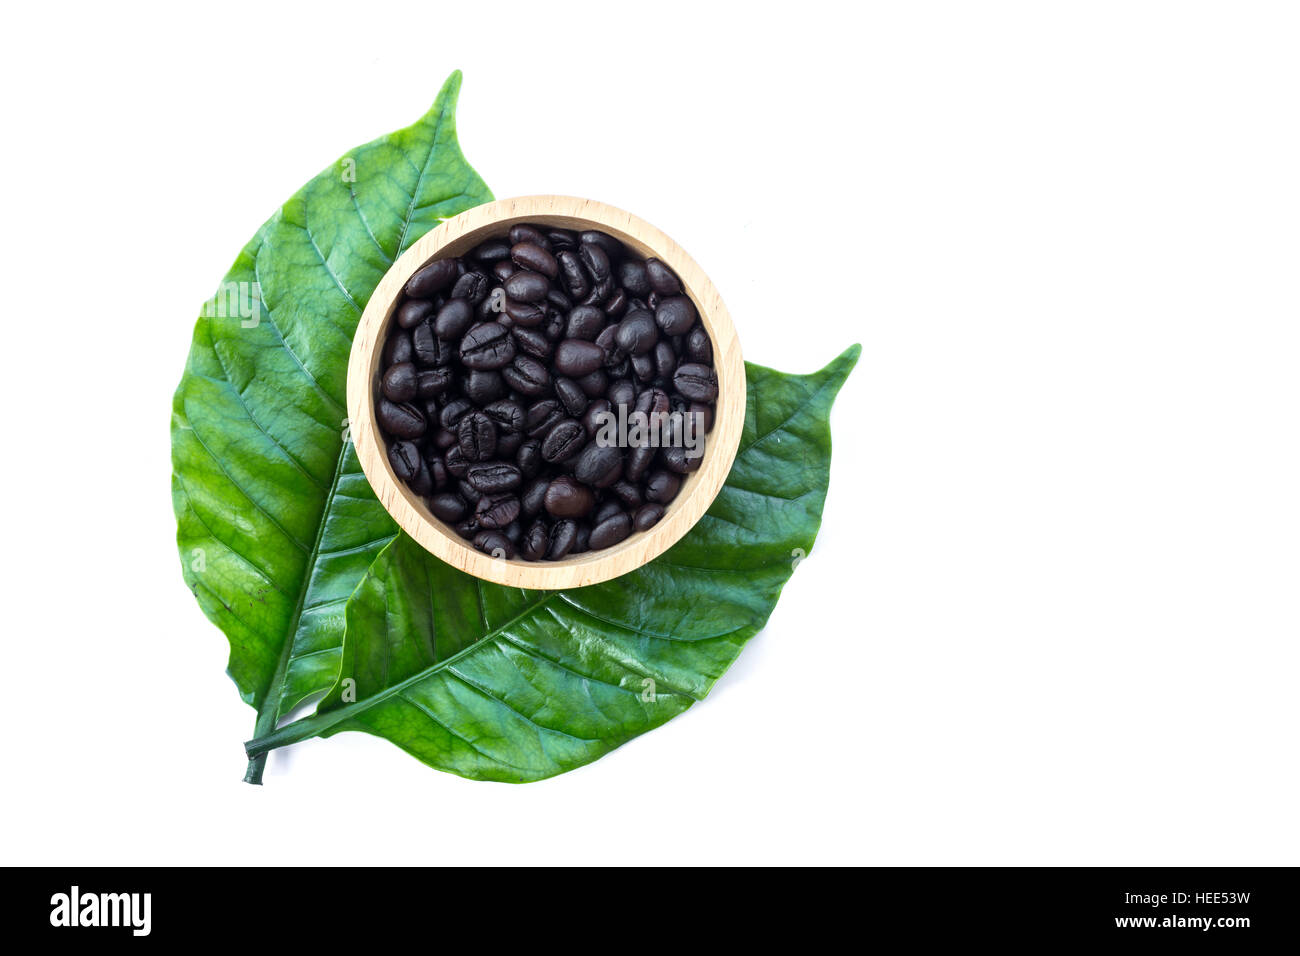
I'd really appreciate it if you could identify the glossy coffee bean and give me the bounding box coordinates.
[397,298,434,329]
[541,419,587,462]
[483,399,525,433]
[554,339,606,377]
[512,326,553,359]
[686,324,712,363]
[456,411,496,462]
[460,323,516,370]
[463,369,506,405]
[521,475,549,515]
[661,445,703,474]
[634,503,665,531]
[673,362,719,402]
[417,367,453,398]
[525,399,565,439]
[555,377,589,417]
[565,305,606,340]
[388,440,422,483]
[547,519,578,560]
[589,512,632,550]
[385,329,414,365]
[377,399,426,439]
[582,399,612,439]
[521,521,549,560]
[381,362,418,403]
[501,355,550,396]
[511,241,558,278]
[517,441,543,479]
[504,270,550,303]
[435,298,474,340]
[615,310,658,355]
[509,224,550,248]
[625,444,656,482]
[544,475,595,518]
[644,258,680,295]
[655,295,695,335]
[412,323,452,367]
[645,469,682,504]
[472,239,511,262]
[557,250,590,300]
[439,398,473,430]
[406,258,458,299]
[578,242,611,281]
[574,442,623,488]
[473,530,515,558]
[451,270,491,303]
[580,230,623,259]
[429,492,468,523]
[504,297,547,327]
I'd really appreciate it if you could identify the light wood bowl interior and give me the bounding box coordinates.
[347,195,745,589]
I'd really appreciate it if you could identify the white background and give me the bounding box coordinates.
[2,1,1296,865]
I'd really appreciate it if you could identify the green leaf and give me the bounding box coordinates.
[246,347,860,782]
[171,71,493,783]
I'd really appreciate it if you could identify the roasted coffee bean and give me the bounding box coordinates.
[483,399,525,433]
[690,401,715,433]
[608,379,636,411]
[406,258,459,298]
[438,397,473,430]
[521,475,549,515]
[512,326,553,360]
[555,377,589,417]
[546,288,573,311]
[578,242,611,281]
[571,522,592,555]
[456,411,496,462]
[556,249,590,300]
[673,362,719,402]
[501,355,550,396]
[590,512,632,550]
[634,386,670,421]
[544,475,595,518]
[547,519,578,560]
[517,440,543,479]
[475,494,520,530]
[610,480,644,510]
[634,503,665,531]
[594,325,624,366]
[661,445,703,474]
[460,322,516,370]
[492,259,517,282]
[444,445,469,478]
[511,241,558,278]
[653,340,678,380]
[686,324,712,363]
[377,399,426,439]
[554,339,606,377]
[469,462,523,495]
[582,399,612,439]
[473,530,516,558]
[509,224,550,248]
[581,277,613,308]
[463,368,506,405]
[604,288,628,318]
[381,362,418,402]
[548,228,579,250]
[541,419,587,462]
[471,239,512,262]
[645,469,682,504]
[542,309,566,340]
[397,298,434,329]
[525,399,565,438]
[521,521,550,560]
[617,259,651,297]
[504,297,547,327]
[417,367,454,398]
[385,329,414,365]
[388,440,423,483]
[451,270,491,304]
[504,270,550,303]
[412,322,451,366]
[433,428,457,451]
[615,310,658,355]
[565,305,605,340]
[625,443,657,482]
[631,352,656,382]
[580,230,623,259]
[427,457,448,490]
[429,492,468,523]
[574,442,623,488]
[434,298,474,340]
[655,295,696,335]
[645,258,680,295]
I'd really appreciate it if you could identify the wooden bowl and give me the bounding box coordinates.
[347,195,744,588]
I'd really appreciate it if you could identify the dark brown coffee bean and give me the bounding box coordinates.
[492,260,517,282]
[604,288,628,318]
[456,411,496,462]
[555,377,589,417]
[673,362,719,402]
[416,367,453,398]
[503,270,549,304]
[661,445,703,474]
[541,419,587,462]
[451,270,491,303]
[608,379,637,411]
[517,440,543,479]
[502,355,550,396]
[521,521,550,560]
[645,258,680,295]
[434,298,474,340]
[525,399,565,439]
[556,249,590,300]
[388,440,422,482]
[610,480,643,510]
[631,352,655,382]
[381,362,418,403]
[397,298,434,329]
[511,241,558,278]
[547,519,578,560]
[412,322,452,367]
[574,442,623,488]
[377,399,426,439]
[625,444,657,482]
[471,239,512,262]
[406,258,459,298]
[565,305,606,340]
[575,368,609,397]
[554,339,606,377]
[497,430,523,457]
[512,326,553,359]
[544,475,595,518]
[582,399,612,439]
[634,503,665,532]
[615,310,659,355]
[521,475,549,515]
[433,428,457,451]
[444,445,469,479]
[504,297,547,327]
[579,230,624,259]
[645,469,682,504]
[429,492,468,523]
[385,329,414,365]
[460,322,516,370]
[475,494,520,530]
[655,295,696,335]
[653,340,677,380]
[483,399,525,433]
[594,500,624,525]
[686,324,712,363]
[438,397,473,430]
[690,401,715,433]
[463,368,506,404]
[509,224,550,248]
[589,512,632,550]
[548,228,579,249]
[578,242,611,281]
[473,530,516,558]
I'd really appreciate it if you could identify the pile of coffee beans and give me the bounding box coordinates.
[375,223,718,561]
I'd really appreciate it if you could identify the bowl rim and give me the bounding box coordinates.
[346,194,745,589]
